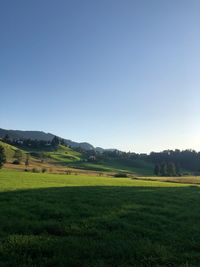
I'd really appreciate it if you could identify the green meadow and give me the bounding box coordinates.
[0,170,200,266]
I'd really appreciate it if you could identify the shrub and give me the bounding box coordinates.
[182,172,190,176]
[32,168,40,173]
[30,152,41,157]
[42,167,47,173]
[12,159,20,165]
[114,172,128,178]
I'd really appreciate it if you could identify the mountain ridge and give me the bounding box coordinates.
[0,128,95,151]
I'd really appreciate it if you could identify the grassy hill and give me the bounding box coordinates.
[0,169,200,266]
[0,141,82,165]
[43,145,83,164]
[0,141,26,161]
[0,140,154,175]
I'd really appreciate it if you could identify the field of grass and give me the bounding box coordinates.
[138,175,200,185]
[69,158,154,176]
[43,145,83,164]
[0,169,200,266]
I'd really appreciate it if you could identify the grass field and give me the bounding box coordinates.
[69,158,154,175]
[0,170,200,266]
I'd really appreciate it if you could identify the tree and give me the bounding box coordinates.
[14,149,23,163]
[160,162,168,176]
[154,164,161,176]
[3,134,10,143]
[0,146,6,168]
[51,136,60,147]
[60,139,65,145]
[167,162,176,176]
[175,163,181,176]
[25,153,30,169]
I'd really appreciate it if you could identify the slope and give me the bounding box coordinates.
[0,140,154,175]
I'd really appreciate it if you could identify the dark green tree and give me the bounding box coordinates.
[3,134,10,143]
[160,162,168,176]
[154,164,161,176]
[51,136,60,147]
[0,146,6,168]
[60,139,65,145]
[176,163,181,176]
[167,162,176,176]
[25,153,30,169]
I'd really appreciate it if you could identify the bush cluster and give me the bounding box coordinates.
[114,172,128,178]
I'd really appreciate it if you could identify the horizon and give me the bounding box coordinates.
[1,127,199,154]
[1,0,200,153]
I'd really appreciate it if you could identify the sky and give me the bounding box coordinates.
[1,0,200,153]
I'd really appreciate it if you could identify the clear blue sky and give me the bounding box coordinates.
[1,0,200,152]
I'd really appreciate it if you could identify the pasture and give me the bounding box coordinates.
[0,170,200,266]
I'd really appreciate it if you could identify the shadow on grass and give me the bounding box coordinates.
[0,185,200,267]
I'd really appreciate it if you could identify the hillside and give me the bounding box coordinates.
[0,140,154,175]
[69,158,153,175]
[0,140,26,161]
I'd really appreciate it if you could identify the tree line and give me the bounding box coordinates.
[154,162,180,176]
[2,134,65,149]
[79,148,200,175]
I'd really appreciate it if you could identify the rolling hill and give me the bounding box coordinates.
[0,140,26,161]
[0,139,154,176]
